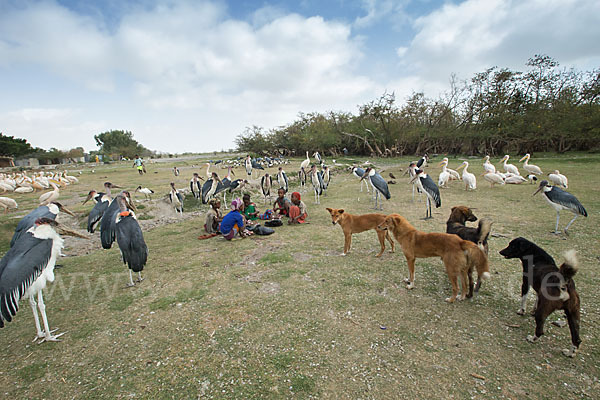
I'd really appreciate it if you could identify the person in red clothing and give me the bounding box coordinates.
[288,192,307,224]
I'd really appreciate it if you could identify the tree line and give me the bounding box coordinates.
[236,55,600,157]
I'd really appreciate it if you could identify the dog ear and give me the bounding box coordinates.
[326,207,332,213]
[451,206,457,212]
[339,209,344,214]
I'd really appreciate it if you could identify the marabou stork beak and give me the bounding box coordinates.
[402,169,410,176]
[231,170,236,176]
[82,193,93,204]
[56,223,90,239]
[111,184,122,189]
[128,199,138,211]
[60,206,76,217]
[533,187,543,196]
[409,176,417,184]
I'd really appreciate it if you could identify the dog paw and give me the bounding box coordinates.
[445,297,456,303]
[526,335,538,343]
[340,253,347,256]
[406,282,415,290]
[516,309,525,315]
[458,295,466,301]
[562,346,577,358]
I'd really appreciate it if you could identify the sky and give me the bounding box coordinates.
[1,0,599,154]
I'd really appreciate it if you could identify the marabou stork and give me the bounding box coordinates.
[500,155,519,175]
[298,167,307,192]
[39,183,60,205]
[416,154,429,168]
[321,166,330,195]
[190,173,204,199]
[534,180,587,235]
[313,152,323,166]
[228,179,247,197]
[201,172,222,204]
[411,169,441,219]
[10,202,75,247]
[251,158,264,178]
[548,170,568,188]
[173,166,180,177]
[261,173,273,204]
[215,166,234,203]
[0,197,18,214]
[405,162,422,202]
[100,191,136,249]
[360,167,391,210]
[483,155,496,174]
[277,167,288,192]
[84,182,121,233]
[0,218,88,342]
[135,186,154,200]
[169,182,184,215]
[309,165,323,204]
[115,196,148,287]
[519,154,542,175]
[456,161,477,190]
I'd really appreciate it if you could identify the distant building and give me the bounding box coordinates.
[14,157,40,167]
[0,156,15,167]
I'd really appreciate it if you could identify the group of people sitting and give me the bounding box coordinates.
[201,188,307,240]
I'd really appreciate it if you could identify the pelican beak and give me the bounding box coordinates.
[519,155,527,162]
[456,163,465,171]
[60,206,76,217]
[56,224,90,239]
[437,161,445,166]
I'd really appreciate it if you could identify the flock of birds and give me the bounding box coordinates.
[0,151,589,344]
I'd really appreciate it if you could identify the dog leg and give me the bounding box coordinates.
[445,273,459,303]
[466,265,474,299]
[518,280,530,315]
[528,303,553,344]
[385,231,395,253]
[342,232,352,256]
[375,230,386,257]
[461,269,470,300]
[563,307,581,357]
[405,256,416,289]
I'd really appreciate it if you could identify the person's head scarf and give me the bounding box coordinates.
[292,192,301,201]
[231,198,243,211]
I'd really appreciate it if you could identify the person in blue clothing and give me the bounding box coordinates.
[220,198,247,240]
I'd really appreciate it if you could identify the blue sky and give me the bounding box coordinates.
[1,0,599,153]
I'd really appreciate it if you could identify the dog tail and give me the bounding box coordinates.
[462,241,490,282]
[560,250,578,281]
[476,218,493,251]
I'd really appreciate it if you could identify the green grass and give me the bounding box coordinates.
[1,153,599,399]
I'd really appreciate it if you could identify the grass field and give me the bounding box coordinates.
[1,153,599,399]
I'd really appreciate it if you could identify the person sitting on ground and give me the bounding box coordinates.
[204,199,223,235]
[288,192,307,224]
[273,188,290,217]
[220,198,248,240]
[242,194,259,221]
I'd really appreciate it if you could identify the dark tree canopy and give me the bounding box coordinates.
[236,55,600,156]
[94,130,147,158]
[0,133,34,157]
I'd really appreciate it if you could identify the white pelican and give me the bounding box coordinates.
[15,186,34,193]
[39,183,60,205]
[519,154,543,175]
[483,172,505,187]
[456,161,476,190]
[548,170,568,188]
[505,174,527,184]
[300,151,310,170]
[437,160,451,188]
[483,156,496,174]
[500,155,519,175]
[0,197,18,213]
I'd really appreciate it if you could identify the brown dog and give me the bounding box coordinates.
[446,206,492,254]
[378,214,490,302]
[326,208,395,257]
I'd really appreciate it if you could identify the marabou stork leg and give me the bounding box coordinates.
[37,291,64,343]
[29,295,45,341]
[137,271,144,283]
[553,211,561,234]
[564,214,578,235]
[127,270,135,287]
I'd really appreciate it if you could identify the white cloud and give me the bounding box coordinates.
[398,0,600,91]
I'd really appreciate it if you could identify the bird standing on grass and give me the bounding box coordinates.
[277,167,288,192]
[500,155,519,175]
[190,173,204,199]
[411,169,441,219]
[520,154,543,175]
[456,161,477,191]
[261,173,273,204]
[310,165,323,204]
[548,170,568,188]
[100,191,136,249]
[534,180,587,235]
[10,202,75,247]
[360,167,391,210]
[39,183,60,205]
[83,182,121,233]
[0,197,18,214]
[115,196,148,287]
[0,218,88,342]
[169,182,184,215]
[135,186,154,200]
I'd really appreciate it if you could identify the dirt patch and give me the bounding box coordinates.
[293,252,313,262]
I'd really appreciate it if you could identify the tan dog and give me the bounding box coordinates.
[378,214,490,302]
[326,208,395,257]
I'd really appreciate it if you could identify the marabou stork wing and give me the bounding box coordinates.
[116,216,148,273]
[214,180,226,195]
[190,181,196,197]
[371,173,391,200]
[416,157,425,168]
[421,175,441,207]
[317,171,325,191]
[547,187,587,216]
[176,192,185,208]
[100,199,120,249]
[10,205,53,247]
[0,234,52,327]
[229,179,240,192]
[282,171,288,190]
[201,180,213,204]
[88,200,109,233]
[252,160,264,170]
[353,167,365,177]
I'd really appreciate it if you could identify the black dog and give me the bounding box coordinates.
[446,206,492,255]
[499,237,581,357]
